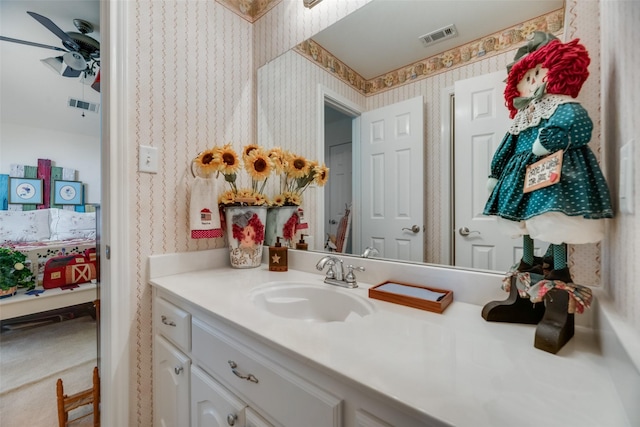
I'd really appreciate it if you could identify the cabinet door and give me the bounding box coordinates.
[191,365,247,427]
[246,408,274,427]
[154,335,190,427]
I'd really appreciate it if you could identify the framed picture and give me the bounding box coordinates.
[53,180,84,205]
[9,177,44,204]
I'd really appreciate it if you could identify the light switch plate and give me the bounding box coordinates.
[619,141,634,214]
[139,145,159,174]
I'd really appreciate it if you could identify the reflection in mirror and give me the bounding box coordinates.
[257,0,565,272]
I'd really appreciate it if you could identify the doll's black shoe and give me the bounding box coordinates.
[545,267,573,283]
[534,288,574,354]
[482,275,545,324]
[517,258,543,275]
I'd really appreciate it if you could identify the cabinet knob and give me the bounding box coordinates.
[226,413,238,426]
[174,365,183,375]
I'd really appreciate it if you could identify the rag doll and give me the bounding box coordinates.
[482,32,613,352]
[485,32,612,283]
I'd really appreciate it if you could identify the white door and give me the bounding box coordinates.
[154,335,190,427]
[191,365,248,427]
[360,96,424,262]
[454,71,544,271]
[325,141,352,247]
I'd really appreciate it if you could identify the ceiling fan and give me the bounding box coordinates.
[0,11,100,91]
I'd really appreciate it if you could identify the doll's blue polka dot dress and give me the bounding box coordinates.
[483,101,613,221]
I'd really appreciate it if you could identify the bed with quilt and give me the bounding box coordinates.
[0,208,98,321]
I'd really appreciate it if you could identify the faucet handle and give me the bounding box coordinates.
[345,265,365,284]
[324,261,337,279]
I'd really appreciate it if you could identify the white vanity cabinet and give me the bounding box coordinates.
[153,297,192,427]
[153,288,436,427]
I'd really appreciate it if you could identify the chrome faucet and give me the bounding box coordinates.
[316,255,364,288]
[361,246,379,258]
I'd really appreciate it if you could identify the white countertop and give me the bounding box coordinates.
[149,254,630,427]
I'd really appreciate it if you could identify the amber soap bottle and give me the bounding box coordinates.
[269,236,288,271]
[296,234,308,250]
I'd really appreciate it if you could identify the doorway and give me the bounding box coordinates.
[0,0,101,423]
[324,105,354,253]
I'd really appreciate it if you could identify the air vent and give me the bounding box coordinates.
[68,98,100,114]
[419,24,458,47]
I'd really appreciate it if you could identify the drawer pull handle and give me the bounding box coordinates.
[161,315,176,327]
[174,365,184,375]
[227,360,259,383]
[226,413,238,426]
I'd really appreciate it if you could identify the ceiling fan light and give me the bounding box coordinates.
[63,51,87,71]
[40,56,64,75]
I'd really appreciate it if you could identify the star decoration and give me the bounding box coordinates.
[271,253,281,264]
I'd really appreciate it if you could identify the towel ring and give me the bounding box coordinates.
[191,158,198,178]
[190,153,203,178]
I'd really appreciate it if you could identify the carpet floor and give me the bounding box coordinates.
[0,316,98,427]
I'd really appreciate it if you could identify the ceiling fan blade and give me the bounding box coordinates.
[27,11,80,51]
[0,35,67,52]
[62,66,82,78]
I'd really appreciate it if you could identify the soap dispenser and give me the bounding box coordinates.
[269,236,288,272]
[296,234,308,250]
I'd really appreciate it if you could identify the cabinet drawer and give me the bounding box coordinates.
[155,297,191,351]
[192,318,342,427]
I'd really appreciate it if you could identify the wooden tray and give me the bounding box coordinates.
[368,280,453,314]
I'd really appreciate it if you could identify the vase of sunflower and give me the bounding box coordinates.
[264,148,329,247]
[195,143,272,268]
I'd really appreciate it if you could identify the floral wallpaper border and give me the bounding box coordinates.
[216,0,282,23]
[294,8,565,96]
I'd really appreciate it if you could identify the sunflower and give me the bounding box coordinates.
[254,193,268,206]
[242,144,260,162]
[214,144,241,175]
[268,147,286,174]
[287,192,302,206]
[271,193,286,207]
[286,153,311,179]
[218,190,236,205]
[195,149,219,174]
[244,150,272,181]
[236,188,255,200]
[314,163,329,186]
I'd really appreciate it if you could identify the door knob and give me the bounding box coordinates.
[227,413,238,426]
[402,225,421,233]
[329,219,337,224]
[459,227,480,236]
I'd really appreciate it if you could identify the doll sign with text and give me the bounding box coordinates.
[523,149,563,193]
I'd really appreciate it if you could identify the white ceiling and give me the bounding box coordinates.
[0,0,100,137]
[312,0,564,80]
[0,1,562,138]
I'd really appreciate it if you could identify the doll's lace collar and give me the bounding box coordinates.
[509,94,575,134]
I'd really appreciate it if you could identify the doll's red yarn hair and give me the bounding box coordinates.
[504,39,590,118]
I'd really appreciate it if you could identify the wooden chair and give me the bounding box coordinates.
[334,204,352,253]
[56,366,100,426]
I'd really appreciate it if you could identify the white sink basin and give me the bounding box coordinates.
[250,281,375,323]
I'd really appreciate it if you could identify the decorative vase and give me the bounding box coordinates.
[265,206,299,248]
[224,205,268,268]
[0,286,18,299]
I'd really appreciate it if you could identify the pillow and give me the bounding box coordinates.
[0,209,51,244]
[49,209,96,240]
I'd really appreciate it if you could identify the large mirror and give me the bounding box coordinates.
[257,0,565,272]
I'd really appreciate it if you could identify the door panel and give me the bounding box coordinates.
[360,96,424,262]
[454,71,545,271]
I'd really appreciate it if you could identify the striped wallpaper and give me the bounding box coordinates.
[126,1,637,425]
